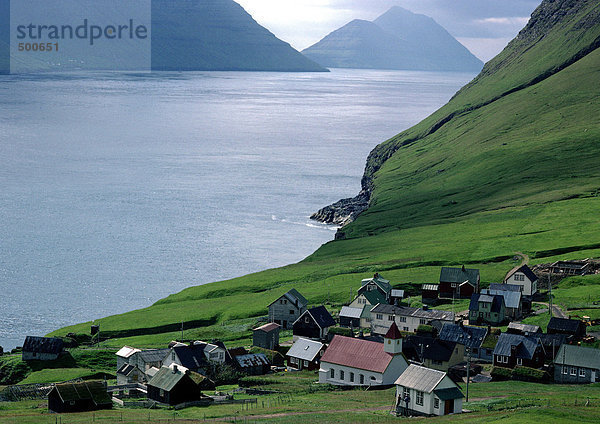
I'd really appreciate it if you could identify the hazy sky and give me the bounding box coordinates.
[236,0,542,62]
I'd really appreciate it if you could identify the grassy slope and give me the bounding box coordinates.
[50,0,600,348]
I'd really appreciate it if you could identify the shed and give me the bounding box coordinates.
[252,322,280,350]
[293,306,336,341]
[339,306,362,328]
[547,317,586,341]
[22,336,64,361]
[234,353,271,375]
[147,365,203,406]
[48,381,112,413]
[286,337,324,371]
[506,322,541,335]
[421,284,439,304]
[390,289,405,305]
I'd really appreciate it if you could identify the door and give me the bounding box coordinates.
[444,400,453,415]
[283,320,287,329]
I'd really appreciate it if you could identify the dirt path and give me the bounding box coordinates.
[533,302,567,319]
[503,252,530,281]
[204,406,392,422]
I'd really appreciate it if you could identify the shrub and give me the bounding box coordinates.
[0,357,31,385]
[512,366,549,383]
[416,324,435,335]
[328,327,354,337]
[490,366,512,381]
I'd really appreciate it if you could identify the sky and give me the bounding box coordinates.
[236,0,542,62]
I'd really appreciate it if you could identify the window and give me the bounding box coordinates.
[403,387,410,398]
[416,391,424,406]
[305,316,310,323]
[291,357,298,364]
[517,358,523,366]
[419,319,426,325]
[403,327,409,331]
[360,374,364,384]
[340,370,345,380]
[290,310,296,315]
[514,274,525,282]
[579,368,586,377]
[388,315,394,321]
[159,389,164,397]
[571,367,577,376]
[330,368,335,378]
[434,398,440,409]
[171,352,175,361]
[376,314,383,320]
[451,283,457,288]
[562,366,568,375]
[399,316,407,323]
[303,360,309,367]
[350,372,354,383]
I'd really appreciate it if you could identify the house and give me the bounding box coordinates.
[350,290,388,326]
[22,336,64,361]
[319,322,408,386]
[390,289,405,305]
[116,364,146,385]
[131,349,170,372]
[553,344,600,384]
[421,284,439,304]
[370,304,455,335]
[234,353,271,375]
[286,337,324,371]
[506,322,541,335]
[547,317,587,341]
[252,323,280,350]
[293,306,336,341]
[267,289,308,330]
[163,344,209,374]
[116,346,141,370]
[493,333,544,369]
[439,266,479,299]
[147,365,207,406]
[481,287,522,320]
[550,260,590,276]
[339,306,362,328]
[468,294,506,326]
[48,381,112,413]
[394,365,464,417]
[358,273,392,302]
[404,336,464,372]
[504,265,538,297]
[438,323,488,361]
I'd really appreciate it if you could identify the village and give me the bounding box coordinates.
[1,259,599,420]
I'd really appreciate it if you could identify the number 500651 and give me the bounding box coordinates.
[18,42,59,52]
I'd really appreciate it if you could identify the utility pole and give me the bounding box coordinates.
[181,321,184,341]
[466,347,471,402]
[549,274,553,317]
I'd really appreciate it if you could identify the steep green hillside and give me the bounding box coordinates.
[51,0,600,347]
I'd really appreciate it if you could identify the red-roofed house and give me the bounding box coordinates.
[319,322,408,386]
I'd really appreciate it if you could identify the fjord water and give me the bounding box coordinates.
[0,69,474,349]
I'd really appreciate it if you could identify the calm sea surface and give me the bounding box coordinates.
[0,69,474,349]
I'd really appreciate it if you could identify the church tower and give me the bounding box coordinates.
[384,320,403,355]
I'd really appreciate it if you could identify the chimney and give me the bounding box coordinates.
[173,365,178,374]
[462,265,466,272]
[459,320,464,328]
[422,305,429,311]
[374,273,379,279]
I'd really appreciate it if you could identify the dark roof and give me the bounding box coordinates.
[469,294,504,313]
[254,323,280,333]
[304,306,336,329]
[136,349,170,363]
[172,345,209,370]
[493,333,540,359]
[234,353,270,369]
[360,290,387,305]
[405,336,456,362]
[554,344,600,369]
[511,265,538,282]
[361,274,392,293]
[439,267,479,286]
[117,364,136,376]
[548,317,585,334]
[371,304,454,321]
[434,387,464,400]
[438,324,487,349]
[51,381,111,406]
[385,322,402,340]
[268,289,308,308]
[23,336,64,355]
[536,333,567,350]
[489,283,521,292]
[147,366,189,391]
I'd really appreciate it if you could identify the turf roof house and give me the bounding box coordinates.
[286,337,325,371]
[147,364,210,406]
[292,305,336,341]
[370,304,455,335]
[252,322,280,350]
[439,266,479,299]
[48,381,112,413]
[267,289,308,330]
[554,344,600,384]
[234,353,271,375]
[319,322,408,386]
[22,336,64,361]
[493,333,544,369]
[438,323,488,361]
[394,365,464,417]
[468,293,506,326]
[504,265,538,297]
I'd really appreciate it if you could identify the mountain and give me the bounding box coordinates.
[151,0,326,72]
[51,0,600,349]
[303,6,483,72]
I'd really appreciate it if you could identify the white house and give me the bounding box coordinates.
[395,364,464,416]
[116,346,141,370]
[319,322,408,386]
[504,265,538,296]
[370,304,455,335]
